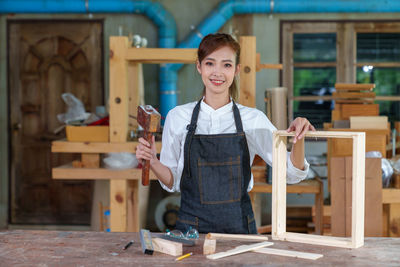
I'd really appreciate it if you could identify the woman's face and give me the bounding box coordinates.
[196,46,240,99]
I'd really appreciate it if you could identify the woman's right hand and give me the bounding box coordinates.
[136,135,158,165]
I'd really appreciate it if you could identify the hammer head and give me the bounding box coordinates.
[137,105,161,133]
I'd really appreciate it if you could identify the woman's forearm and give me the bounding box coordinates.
[150,160,174,189]
[290,138,305,170]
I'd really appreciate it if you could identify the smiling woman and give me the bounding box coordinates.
[135,33,315,234]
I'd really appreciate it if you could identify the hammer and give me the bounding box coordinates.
[137,105,161,186]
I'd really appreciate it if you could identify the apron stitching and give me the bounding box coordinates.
[198,158,204,204]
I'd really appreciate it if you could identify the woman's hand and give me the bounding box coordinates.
[135,135,158,165]
[286,117,316,143]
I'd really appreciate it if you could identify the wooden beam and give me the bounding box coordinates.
[239,36,256,107]
[206,241,273,260]
[110,179,127,232]
[254,247,323,260]
[382,189,400,204]
[52,163,158,180]
[206,233,269,241]
[125,48,197,63]
[335,83,375,91]
[350,116,388,130]
[251,180,321,194]
[52,140,162,154]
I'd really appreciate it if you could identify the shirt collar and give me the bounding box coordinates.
[200,96,233,115]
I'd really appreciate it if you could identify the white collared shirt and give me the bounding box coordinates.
[159,99,309,192]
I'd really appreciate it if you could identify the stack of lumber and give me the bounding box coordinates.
[332,83,379,121]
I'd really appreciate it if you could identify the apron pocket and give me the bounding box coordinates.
[197,156,242,204]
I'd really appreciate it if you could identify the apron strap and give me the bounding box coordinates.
[183,99,202,178]
[232,101,244,133]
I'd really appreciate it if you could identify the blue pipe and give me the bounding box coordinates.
[0,0,176,120]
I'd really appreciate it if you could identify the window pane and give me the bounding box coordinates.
[357,67,400,122]
[293,33,336,62]
[293,68,336,128]
[357,33,400,62]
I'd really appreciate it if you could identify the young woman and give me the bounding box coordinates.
[136,33,315,234]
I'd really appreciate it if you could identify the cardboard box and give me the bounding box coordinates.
[66,125,109,142]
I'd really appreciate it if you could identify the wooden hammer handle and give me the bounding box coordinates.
[142,132,153,186]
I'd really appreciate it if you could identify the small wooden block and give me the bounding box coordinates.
[203,238,216,255]
[335,83,375,91]
[152,237,182,256]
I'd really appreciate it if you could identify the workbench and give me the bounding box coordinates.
[1,230,399,266]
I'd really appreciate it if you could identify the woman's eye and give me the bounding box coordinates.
[225,63,232,68]
[205,62,213,66]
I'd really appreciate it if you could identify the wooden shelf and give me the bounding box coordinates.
[251,179,321,194]
[125,48,197,63]
[52,140,162,154]
[382,188,400,204]
[52,163,158,180]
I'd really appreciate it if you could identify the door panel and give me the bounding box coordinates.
[9,21,103,224]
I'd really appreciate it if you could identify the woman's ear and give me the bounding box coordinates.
[235,63,241,76]
[196,60,202,74]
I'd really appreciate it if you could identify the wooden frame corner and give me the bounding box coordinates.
[272,130,365,248]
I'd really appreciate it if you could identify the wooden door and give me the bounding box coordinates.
[8,21,103,224]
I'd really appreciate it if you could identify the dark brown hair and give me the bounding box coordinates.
[197,33,240,101]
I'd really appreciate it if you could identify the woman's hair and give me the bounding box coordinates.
[197,33,240,101]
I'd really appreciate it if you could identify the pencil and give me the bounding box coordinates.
[175,252,193,261]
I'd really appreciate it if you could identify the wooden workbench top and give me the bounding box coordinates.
[0,230,399,266]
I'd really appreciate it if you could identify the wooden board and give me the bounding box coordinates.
[239,36,256,107]
[350,116,388,130]
[335,83,375,91]
[254,247,323,260]
[331,157,382,237]
[206,241,273,260]
[340,104,379,120]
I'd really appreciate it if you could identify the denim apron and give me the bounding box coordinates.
[175,100,257,234]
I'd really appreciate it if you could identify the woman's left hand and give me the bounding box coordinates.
[286,117,316,143]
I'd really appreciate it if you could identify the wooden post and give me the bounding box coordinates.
[272,133,287,237]
[109,36,129,232]
[239,36,256,107]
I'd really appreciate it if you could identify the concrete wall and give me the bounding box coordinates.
[1,0,400,228]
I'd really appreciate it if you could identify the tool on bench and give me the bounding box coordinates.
[139,229,154,255]
[137,105,161,186]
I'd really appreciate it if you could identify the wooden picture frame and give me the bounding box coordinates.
[272,130,365,248]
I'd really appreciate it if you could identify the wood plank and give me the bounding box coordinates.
[388,204,400,237]
[251,179,321,194]
[351,132,365,248]
[335,83,375,91]
[125,48,197,63]
[206,233,269,241]
[152,237,182,256]
[350,116,388,130]
[110,179,127,232]
[239,36,256,107]
[52,140,162,154]
[254,247,323,260]
[206,241,273,260]
[272,134,287,237]
[333,92,376,99]
[382,189,400,204]
[52,163,158,180]
[279,232,352,248]
[341,104,380,119]
[126,180,139,232]
[293,62,336,68]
